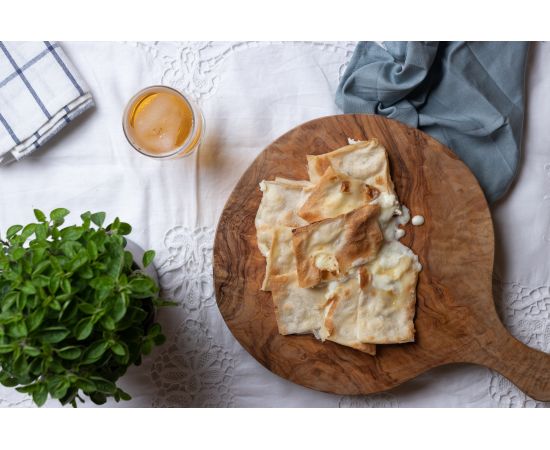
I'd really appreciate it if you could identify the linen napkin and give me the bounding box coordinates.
[0,41,94,166]
[336,41,529,204]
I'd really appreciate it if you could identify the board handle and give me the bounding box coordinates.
[469,321,550,402]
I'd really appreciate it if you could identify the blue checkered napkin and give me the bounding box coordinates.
[0,41,94,166]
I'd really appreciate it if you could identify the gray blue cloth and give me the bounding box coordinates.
[336,41,530,203]
[0,41,94,166]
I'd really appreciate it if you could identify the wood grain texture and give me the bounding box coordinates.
[214,114,550,400]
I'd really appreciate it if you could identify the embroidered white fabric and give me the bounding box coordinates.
[0,41,549,407]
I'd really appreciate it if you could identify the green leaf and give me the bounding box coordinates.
[148,323,162,337]
[0,371,18,387]
[74,318,94,341]
[128,277,158,298]
[58,299,77,322]
[123,251,133,270]
[117,389,131,401]
[0,310,21,324]
[34,209,47,222]
[77,303,97,315]
[6,225,23,239]
[61,278,71,295]
[39,326,70,344]
[12,247,26,260]
[90,212,106,228]
[90,392,107,405]
[87,240,98,260]
[47,376,70,400]
[100,315,116,331]
[13,353,29,376]
[142,338,154,355]
[49,256,62,272]
[0,344,15,354]
[89,376,117,395]
[32,260,50,276]
[33,384,48,407]
[89,275,115,291]
[110,341,128,357]
[76,378,97,393]
[81,341,109,365]
[20,281,37,295]
[32,274,50,288]
[20,223,37,241]
[117,222,132,236]
[70,253,88,272]
[112,294,127,322]
[8,321,28,338]
[49,275,61,294]
[28,357,42,376]
[35,223,48,240]
[27,308,46,332]
[50,208,70,224]
[142,250,155,268]
[56,346,82,360]
[60,227,83,241]
[79,266,94,280]
[48,299,62,311]
[16,384,36,394]
[18,293,29,310]
[1,292,19,312]
[23,346,42,357]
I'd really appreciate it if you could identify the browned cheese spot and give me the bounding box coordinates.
[365,184,380,201]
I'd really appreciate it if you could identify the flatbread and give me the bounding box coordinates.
[357,241,421,343]
[270,272,328,336]
[306,139,395,196]
[255,138,421,352]
[271,272,376,355]
[261,226,295,291]
[274,177,312,188]
[292,204,383,288]
[255,179,311,256]
[297,166,380,223]
[324,277,376,355]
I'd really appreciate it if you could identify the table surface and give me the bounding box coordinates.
[1,41,549,408]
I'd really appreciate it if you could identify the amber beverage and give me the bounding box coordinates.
[123,85,204,159]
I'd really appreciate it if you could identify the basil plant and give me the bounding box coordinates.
[0,209,169,407]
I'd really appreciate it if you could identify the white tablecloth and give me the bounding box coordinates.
[0,41,548,408]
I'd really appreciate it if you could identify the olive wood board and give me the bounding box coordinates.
[213,114,550,400]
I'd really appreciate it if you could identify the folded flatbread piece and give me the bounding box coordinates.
[271,272,376,355]
[323,276,376,355]
[298,166,380,223]
[307,139,395,196]
[357,241,421,343]
[261,226,295,291]
[255,179,311,256]
[270,272,328,336]
[292,204,383,288]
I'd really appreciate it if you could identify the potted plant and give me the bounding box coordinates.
[0,208,169,407]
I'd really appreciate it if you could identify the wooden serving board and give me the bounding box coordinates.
[214,114,550,400]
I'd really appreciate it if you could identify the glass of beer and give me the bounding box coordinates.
[122,85,204,159]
